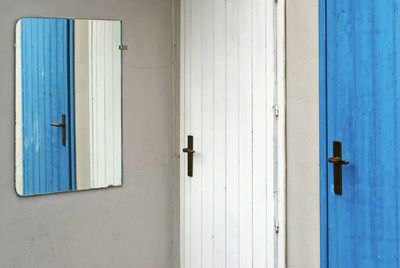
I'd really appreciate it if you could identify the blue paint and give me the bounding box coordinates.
[21,18,76,195]
[319,0,328,266]
[323,1,400,266]
[68,20,76,190]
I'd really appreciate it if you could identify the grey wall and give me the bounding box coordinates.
[1,0,175,267]
[286,0,320,267]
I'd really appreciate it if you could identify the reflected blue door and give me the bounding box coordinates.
[21,18,75,195]
[326,1,400,267]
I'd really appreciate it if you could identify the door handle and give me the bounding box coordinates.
[328,141,349,195]
[50,114,66,146]
[182,135,195,177]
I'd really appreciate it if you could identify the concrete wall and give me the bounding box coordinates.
[286,0,320,267]
[1,0,175,267]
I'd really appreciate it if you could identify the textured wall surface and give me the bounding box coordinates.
[1,0,174,267]
[286,0,320,267]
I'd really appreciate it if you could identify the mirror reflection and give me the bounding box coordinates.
[15,18,122,196]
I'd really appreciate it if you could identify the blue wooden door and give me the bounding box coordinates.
[326,1,400,266]
[21,18,75,195]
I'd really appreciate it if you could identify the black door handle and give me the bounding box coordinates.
[328,141,349,195]
[50,114,66,146]
[182,135,195,177]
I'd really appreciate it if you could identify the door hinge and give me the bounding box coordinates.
[274,221,280,234]
[273,105,279,116]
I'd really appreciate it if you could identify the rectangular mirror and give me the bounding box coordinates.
[15,18,122,196]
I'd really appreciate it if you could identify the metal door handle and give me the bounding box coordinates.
[328,141,349,195]
[328,156,349,165]
[50,114,66,146]
[182,135,195,177]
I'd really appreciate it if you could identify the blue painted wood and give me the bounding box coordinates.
[325,1,400,266]
[68,20,76,190]
[319,0,328,266]
[21,18,76,195]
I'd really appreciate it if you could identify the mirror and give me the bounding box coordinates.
[15,18,122,196]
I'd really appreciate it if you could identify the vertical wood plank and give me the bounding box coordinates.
[276,0,286,266]
[353,1,375,265]
[32,19,39,194]
[97,20,106,188]
[201,0,215,266]
[265,0,276,266]
[183,0,192,266]
[252,0,268,266]
[190,0,203,265]
[238,0,253,267]
[22,19,31,195]
[226,0,240,266]
[69,19,76,191]
[319,0,328,265]
[89,20,95,188]
[56,20,66,191]
[213,0,227,266]
[37,19,46,193]
[112,21,122,186]
[50,19,59,193]
[43,20,52,193]
[104,21,114,187]
[395,0,400,265]
[327,0,356,266]
[375,1,397,265]
[180,1,188,266]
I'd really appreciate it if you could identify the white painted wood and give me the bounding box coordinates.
[96,20,106,188]
[213,0,227,266]
[252,0,268,266]
[112,22,122,186]
[88,20,122,189]
[179,1,186,267]
[265,0,277,266]
[180,0,286,266]
[225,0,240,266]
[190,0,202,264]
[238,0,253,266]
[276,0,287,267]
[89,20,94,188]
[15,20,23,196]
[181,0,192,266]
[104,21,113,186]
[201,0,214,266]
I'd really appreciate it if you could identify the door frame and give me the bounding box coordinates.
[319,0,328,266]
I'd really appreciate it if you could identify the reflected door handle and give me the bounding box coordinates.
[182,135,195,177]
[328,141,349,195]
[50,114,66,146]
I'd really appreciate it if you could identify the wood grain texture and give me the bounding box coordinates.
[88,20,122,189]
[181,0,286,267]
[326,1,400,266]
[18,18,75,195]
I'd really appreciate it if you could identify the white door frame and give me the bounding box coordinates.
[179,0,286,266]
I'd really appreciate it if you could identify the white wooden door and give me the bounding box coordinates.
[180,0,286,267]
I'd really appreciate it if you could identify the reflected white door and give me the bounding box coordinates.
[180,0,286,267]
